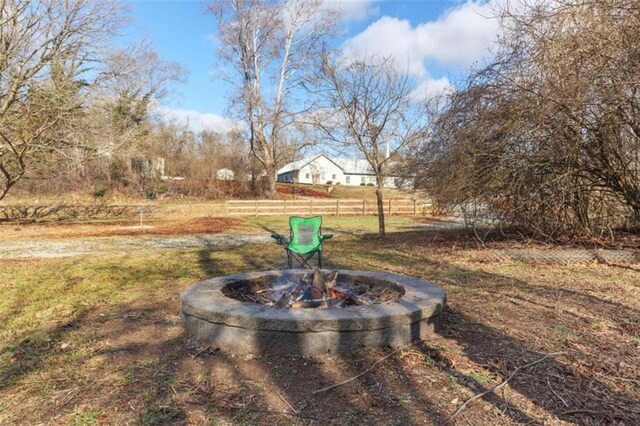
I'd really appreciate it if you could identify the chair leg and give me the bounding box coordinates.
[299,252,314,269]
[289,251,319,269]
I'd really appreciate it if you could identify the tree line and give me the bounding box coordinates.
[0,0,259,201]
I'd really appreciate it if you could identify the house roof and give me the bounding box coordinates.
[333,158,374,175]
[276,156,317,175]
[277,154,377,176]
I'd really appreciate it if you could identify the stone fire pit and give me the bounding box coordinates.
[180,269,446,355]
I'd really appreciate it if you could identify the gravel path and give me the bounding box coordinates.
[0,218,468,260]
[0,234,273,259]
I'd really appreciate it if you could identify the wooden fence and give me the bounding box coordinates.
[0,198,431,221]
[225,198,431,217]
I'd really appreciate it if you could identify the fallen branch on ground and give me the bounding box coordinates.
[546,377,570,407]
[441,351,566,425]
[191,345,212,359]
[313,344,414,394]
[272,387,299,414]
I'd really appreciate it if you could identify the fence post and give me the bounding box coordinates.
[362,199,366,215]
[284,199,287,216]
[255,200,258,217]
[336,199,340,216]
[413,199,417,216]
[225,201,230,216]
[309,199,313,215]
[389,199,392,216]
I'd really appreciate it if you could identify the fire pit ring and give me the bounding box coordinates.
[180,269,446,355]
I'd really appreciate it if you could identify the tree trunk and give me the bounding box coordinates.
[0,181,14,201]
[375,184,386,237]
[630,201,640,229]
[622,188,640,229]
[0,165,23,201]
[250,154,258,196]
[264,160,277,198]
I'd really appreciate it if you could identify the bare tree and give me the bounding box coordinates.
[104,46,186,166]
[208,0,336,197]
[313,54,425,236]
[415,0,640,239]
[0,0,126,200]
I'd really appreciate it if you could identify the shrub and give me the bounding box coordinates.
[145,189,157,200]
[92,187,107,198]
[414,0,640,239]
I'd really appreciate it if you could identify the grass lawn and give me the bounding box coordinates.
[0,221,639,425]
[325,184,410,200]
[275,182,412,201]
[246,215,426,235]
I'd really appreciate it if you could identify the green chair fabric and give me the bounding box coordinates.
[288,216,322,254]
[285,216,332,268]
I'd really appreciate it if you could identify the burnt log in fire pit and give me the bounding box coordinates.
[180,269,446,355]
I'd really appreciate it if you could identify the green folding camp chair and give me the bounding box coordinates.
[272,216,333,269]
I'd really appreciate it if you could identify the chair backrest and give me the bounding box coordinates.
[289,216,322,253]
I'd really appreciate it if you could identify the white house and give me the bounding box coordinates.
[216,168,235,181]
[276,154,411,188]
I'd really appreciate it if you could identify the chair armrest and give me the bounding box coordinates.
[271,233,290,245]
[320,233,333,241]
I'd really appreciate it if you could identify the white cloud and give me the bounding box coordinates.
[419,0,499,66]
[342,1,500,75]
[409,77,454,102]
[342,16,426,76]
[152,104,239,134]
[322,0,378,22]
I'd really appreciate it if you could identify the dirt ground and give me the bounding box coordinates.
[1,224,638,425]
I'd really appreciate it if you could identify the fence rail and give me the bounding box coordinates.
[225,198,431,217]
[0,198,431,221]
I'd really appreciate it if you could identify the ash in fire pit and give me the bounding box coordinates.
[223,269,404,308]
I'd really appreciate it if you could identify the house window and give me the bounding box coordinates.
[305,173,310,179]
[332,174,336,180]
[361,176,365,183]
[346,176,350,184]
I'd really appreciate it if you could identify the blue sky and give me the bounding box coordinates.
[125,0,500,132]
